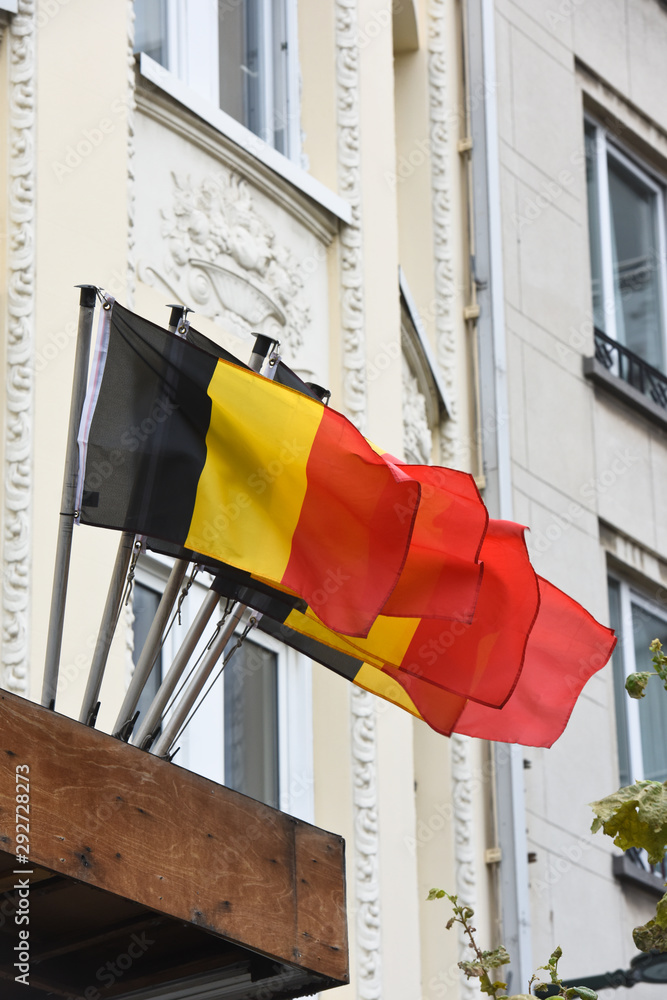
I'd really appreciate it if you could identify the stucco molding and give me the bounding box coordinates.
[402,357,433,465]
[335,1,379,997]
[335,0,366,431]
[138,170,312,357]
[427,0,457,464]
[451,734,478,1000]
[2,0,35,696]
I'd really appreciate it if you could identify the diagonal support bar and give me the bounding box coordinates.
[42,285,97,709]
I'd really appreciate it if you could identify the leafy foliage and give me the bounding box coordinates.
[633,891,667,951]
[625,638,667,699]
[590,637,667,951]
[428,891,597,999]
[590,780,667,865]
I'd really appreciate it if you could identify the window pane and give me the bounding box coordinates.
[224,639,279,808]
[608,579,631,788]
[133,583,163,727]
[218,0,267,141]
[631,602,667,782]
[218,0,246,124]
[608,154,663,369]
[585,124,605,332]
[272,0,290,155]
[134,0,168,66]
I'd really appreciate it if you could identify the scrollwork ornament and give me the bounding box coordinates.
[428,0,457,465]
[403,360,433,465]
[451,734,478,1000]
[335,0,365,430]
[3,0,36,695]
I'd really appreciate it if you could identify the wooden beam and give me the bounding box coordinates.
[0,690,348,984]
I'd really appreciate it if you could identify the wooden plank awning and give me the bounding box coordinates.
[0,689,348,999]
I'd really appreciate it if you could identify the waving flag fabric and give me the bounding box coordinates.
[211,563,616,748]
[77,298,616,747]
[77,303,488,637]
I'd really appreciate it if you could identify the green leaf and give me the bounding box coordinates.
[427,888,446,901]
[565,988,598,999]
[626,672,651,699]
[633,916,667,953]
[482,946,511,969]
[590,780,667,864]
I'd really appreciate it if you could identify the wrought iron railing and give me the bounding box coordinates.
[593,328,667,410]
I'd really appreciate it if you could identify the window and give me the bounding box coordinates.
[131,555,313,819]
[608,576,667,788]
[585,120,667,372]
[134,0,300,159]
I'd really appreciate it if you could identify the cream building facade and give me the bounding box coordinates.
[1,0,666,998]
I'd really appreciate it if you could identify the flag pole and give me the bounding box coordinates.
[144,332,277,759]
[78,532,137,725]
[41,285,97,709]
[131,588,221,749]
[79,305,190,729]
[150,602,246,759]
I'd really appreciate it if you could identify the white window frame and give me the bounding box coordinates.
[131,553,314,822]
[609,573,667,785]
[585,115,667,361]
[135,0,301,163]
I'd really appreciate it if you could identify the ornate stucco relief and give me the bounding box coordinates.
[402,359,433,465]
[451,734,479,1000]
[2,0,35,696]
[138,171,311,358]
[428,0,457,466]
[335,0,366,431]
[335,2,380,998]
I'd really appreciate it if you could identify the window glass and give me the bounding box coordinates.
[135,0,296,157]
[224,638,279,808]
[217,0,246,125]
[608,578,631,787]
[585,124,605,333]
[132,582,163,726]
[630,602,667,782]
[271,0,290,155]
[608,153,663,370]
[134,0,168,67]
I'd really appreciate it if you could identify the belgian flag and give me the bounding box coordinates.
[77,303,487,637]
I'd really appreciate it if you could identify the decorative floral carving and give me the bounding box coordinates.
[350,688,382,1000]
[335,0,365,431]
[403,359,433,465]
[149,171,310,356]
[451,734,478,1000]
[3,0,35,696]
[428,0,457,465]
[335,2,379,997]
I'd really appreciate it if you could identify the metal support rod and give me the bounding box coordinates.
[79,532,136,724]
[112,558,188,738]
[42,285,98,709]
[131,588,221,749]
[150,602,246,758]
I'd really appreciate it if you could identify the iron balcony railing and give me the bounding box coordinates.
[594,328,667,410]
